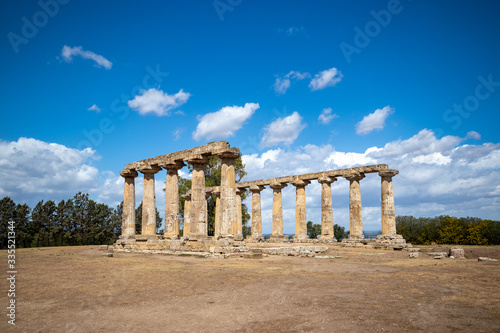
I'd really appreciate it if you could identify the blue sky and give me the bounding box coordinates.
[1,0,499,233]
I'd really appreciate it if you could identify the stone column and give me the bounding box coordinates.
[269,182,288,242]
[181,193,191,237]
[292,179,311,241]
[139,165,162,237]
[187,157,209,237]
[218,152,240,237]
[235,188,245,239]
[376,169,405,247]
[212,188,221,237]
[204,190,211,236]
[250,185,266,242]
[119,169,138,239]
[344,172,365,242]
[163,161,185,239]
[318,176,337,241]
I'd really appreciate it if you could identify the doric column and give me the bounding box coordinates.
[187,156,209,236]
[181,193,191,236]
[218,151,240,237]
[162,161,185,239]
[318,176,337,240]
[139,165,162,237]
[345,172,365,240]
[235,188,245,237]
[379,170,399,235]
[250,185,266,242]
[212,188,221,237]
[204,190,211,236]
[292,179,311,240]
[269,182,287,242]
[119,169,138,238]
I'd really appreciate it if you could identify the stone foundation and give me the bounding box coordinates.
[341,234,365,246]
[268,235,289,243]
[374,234,406,249]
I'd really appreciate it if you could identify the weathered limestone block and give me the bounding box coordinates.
[409,252,419,259]
[478,257,498,262]
[449,246,465,259]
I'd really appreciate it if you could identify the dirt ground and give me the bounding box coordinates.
[1,244,500,333]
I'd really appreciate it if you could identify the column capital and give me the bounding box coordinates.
[139,165,162,174]
[236,187,246,195]
[120,169,138,178]
[269,182,287,190]
[186,155,209,165]
[211,187,221,197]
[379,169,399,178]
[160,160,186,170]
[181,193,191,200]
[249,185,266,193]
[318,176,337,184]
[344,172,365,182]
[292,179,311,187]
[216,149,241,160]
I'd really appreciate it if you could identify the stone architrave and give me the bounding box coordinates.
[292,180,311,240]
[139,165,162,236]
[119,169,138,238]
[181,193,191,236]
[318,176,337,240]
[187,156,209,236]
[344,172,365,240]
[162,161,185,239]
[269,182,287,241]
[218,152,240,237]
[250,185,266,241]
[235,188,245,237]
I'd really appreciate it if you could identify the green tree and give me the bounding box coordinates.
[0,197,17,249]
[307,221,321,239]
[334,224,346,242]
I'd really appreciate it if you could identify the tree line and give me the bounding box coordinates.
[396,215,500,245]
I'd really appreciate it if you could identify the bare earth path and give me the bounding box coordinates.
[1,245,500,332]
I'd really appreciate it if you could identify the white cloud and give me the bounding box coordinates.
[260,111,307,147]
[355,105,394,135]
[192,103,259,141]
[87,104,101,113]
[172,128,184,140]
[128,88,190,116]
[318,108,338,124]
[61,45,112,69]
[309,67,343,91]
[273,71,310,94]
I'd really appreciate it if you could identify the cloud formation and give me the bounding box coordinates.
[260,111,307,147]
[309,67,343,91]
[318,108,338,124]
[192,103,259,141]
[273,71,310,94]
[87,104,101,113]
[128,88,190,116]
[61,45,112,69]
[355,105,394,135]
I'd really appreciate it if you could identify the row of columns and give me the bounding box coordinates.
[244,170,399,241]
[120,152,240,239]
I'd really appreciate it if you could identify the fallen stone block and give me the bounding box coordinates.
[99,245,108,251]
[429,252,448,258]
[243,253,263,259]
[102,253,113,257]
[449,246,465,259]
[409,252,419,259]
[478,257,498,262]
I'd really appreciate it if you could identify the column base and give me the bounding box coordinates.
[135,235,163,241]
[375,234,407,250]
[317,234,338,243]
[268,234,289,243]
[291,235,310,243]
[341,234,365,246]
[249,235,265,243]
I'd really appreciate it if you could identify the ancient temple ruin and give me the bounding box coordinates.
[115,141,406,253]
